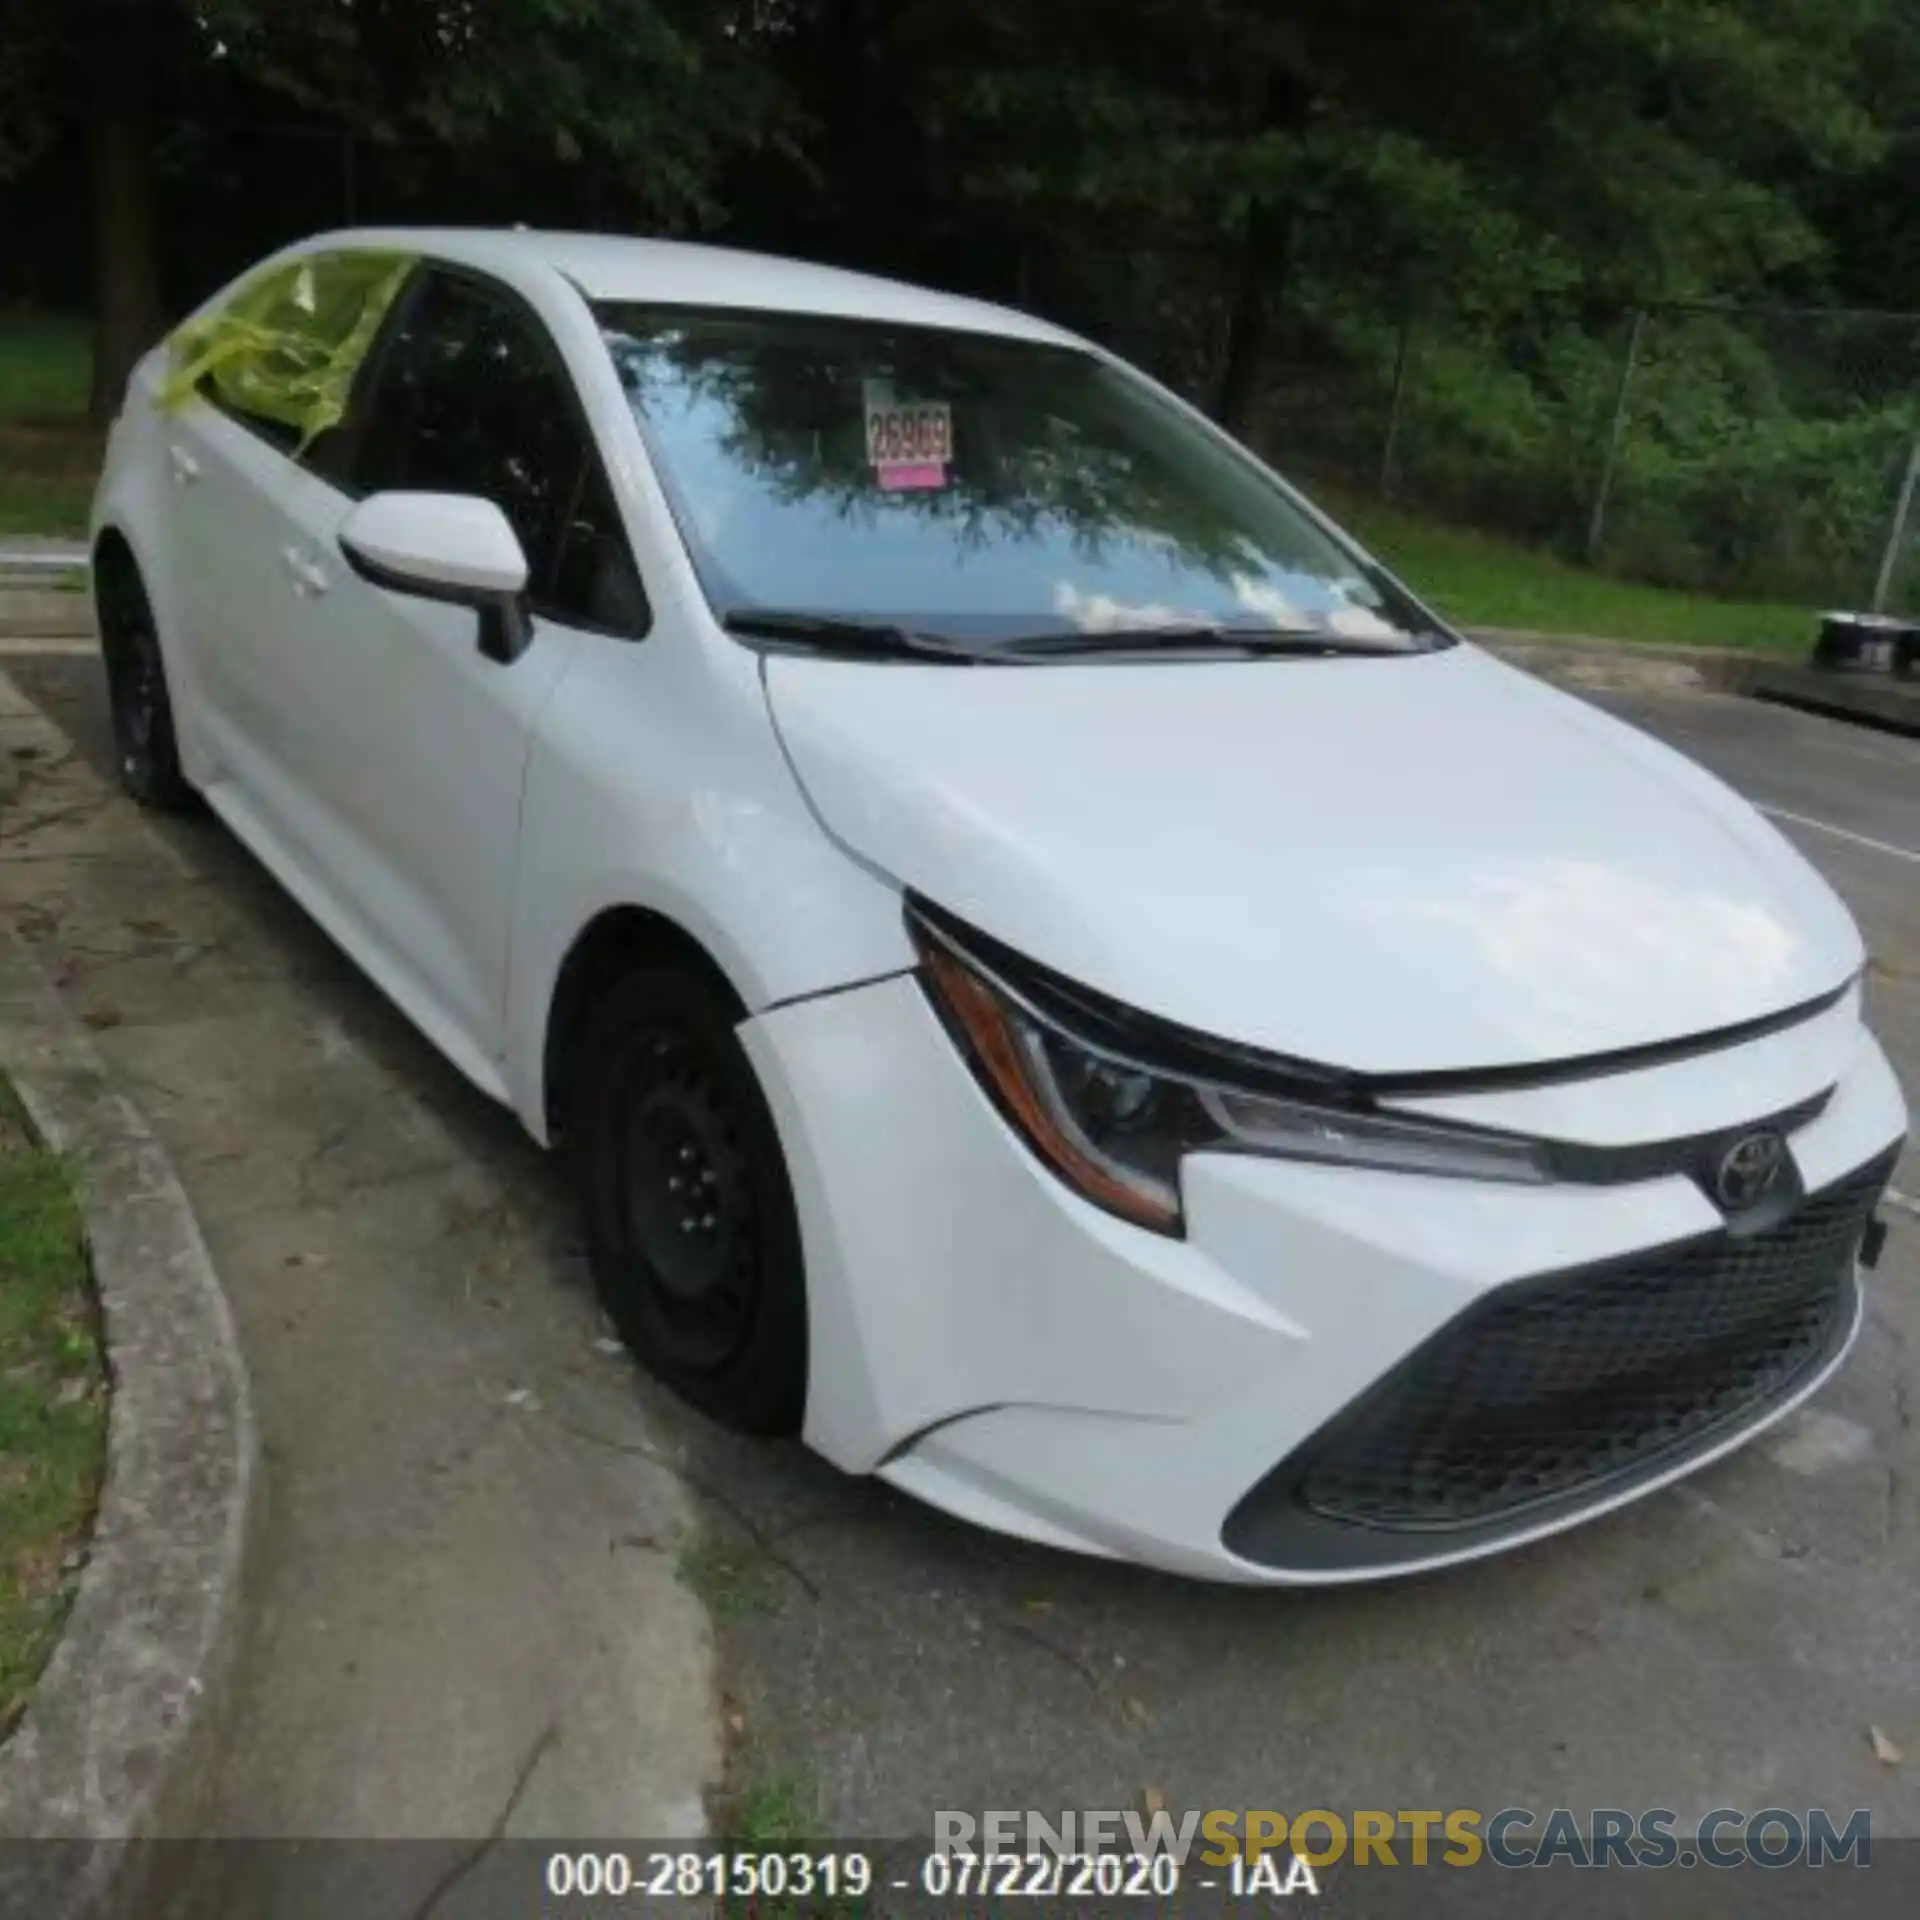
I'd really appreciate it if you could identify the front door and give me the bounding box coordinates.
[279,266,650,1063]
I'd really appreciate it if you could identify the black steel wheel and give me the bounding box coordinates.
[98,555,194,812]
[574,964,808,1433]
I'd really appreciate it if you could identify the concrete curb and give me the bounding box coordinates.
[1747,663,1920,738]
[1471,627,1920,734]
[1467,627,1766,695]
[0,923,259,1917]
[0,543,89,583]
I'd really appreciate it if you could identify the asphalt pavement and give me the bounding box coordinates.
[4,650,1917,1864]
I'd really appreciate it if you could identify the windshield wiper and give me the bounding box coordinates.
[993,624,1415,660]
[721,609,992,663]
[723,610,1431,664]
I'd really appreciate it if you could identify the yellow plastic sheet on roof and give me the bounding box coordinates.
[159,251,417,450]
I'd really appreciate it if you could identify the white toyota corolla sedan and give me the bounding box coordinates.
[91,228,1907,1582]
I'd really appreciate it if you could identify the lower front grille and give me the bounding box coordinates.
[1224,1148,1896,1568]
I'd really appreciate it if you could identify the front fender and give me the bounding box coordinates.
[503,624,913,1140]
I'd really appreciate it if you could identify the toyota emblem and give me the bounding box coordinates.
[1714,1131,1788,1211]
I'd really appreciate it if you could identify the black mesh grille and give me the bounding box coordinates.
[1270,1150,1896,1538]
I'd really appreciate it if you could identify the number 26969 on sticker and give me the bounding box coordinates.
[867,401,952,467]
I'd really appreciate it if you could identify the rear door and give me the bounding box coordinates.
[157,331,326,782]
[157,252,413,786]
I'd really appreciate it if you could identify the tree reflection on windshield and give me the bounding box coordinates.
[598,304,1435,649]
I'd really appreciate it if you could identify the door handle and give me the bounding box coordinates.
[167,445,201,486]
[280,546,330,597]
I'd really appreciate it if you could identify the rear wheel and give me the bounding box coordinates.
[98,556,194,813]
[573,965,808,1434]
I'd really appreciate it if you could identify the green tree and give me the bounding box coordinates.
[1816,0,1920,309]
[0,0,796,420]
[1,1,180,419]
[2,0,1906,448]
[830,1,1891,431]
[195,0,792,223]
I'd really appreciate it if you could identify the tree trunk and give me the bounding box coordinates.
[1213,54,1308,441]
[1215,200,1290,440]
[87,2,162,424]
[822,0,872,230]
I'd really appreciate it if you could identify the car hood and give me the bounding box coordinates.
[762,643,1863,1074]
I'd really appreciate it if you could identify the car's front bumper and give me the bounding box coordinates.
[740,975,1908,1584]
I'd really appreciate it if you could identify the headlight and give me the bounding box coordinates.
[909,902,1550,1234]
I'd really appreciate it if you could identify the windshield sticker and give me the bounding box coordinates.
[864,380,951,490]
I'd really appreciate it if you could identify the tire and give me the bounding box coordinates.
[573,964,809,1434]
[98,558,195,813]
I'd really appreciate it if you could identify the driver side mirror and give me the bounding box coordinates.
[338,492,535,664]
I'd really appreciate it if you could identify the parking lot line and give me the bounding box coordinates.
[1757,802,1920,866]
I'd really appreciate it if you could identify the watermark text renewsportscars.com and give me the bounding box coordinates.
[933,1806,1873,1872]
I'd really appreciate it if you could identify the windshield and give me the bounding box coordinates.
[595,303,1449,654]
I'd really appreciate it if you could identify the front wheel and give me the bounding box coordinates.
[573,965,809,1434]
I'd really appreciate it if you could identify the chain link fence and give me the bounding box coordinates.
[1259,297,1920,617]
[1592,305,1920,611]
[1010,235,1920,616]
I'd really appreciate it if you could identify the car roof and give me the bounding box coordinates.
[291,227,1084,348]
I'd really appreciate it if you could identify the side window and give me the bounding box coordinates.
[348,271,649,634]
[552,458,651,635]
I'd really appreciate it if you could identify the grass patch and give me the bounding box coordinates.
[720,1767,867,1917]
[0,316,92,423]
[726,1768,819,1847]
[1311,483,1818,654]
[0,1090,107,1740]
[675,1537,780,1621]
[0,453,97,540]
[0,317,101,539]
